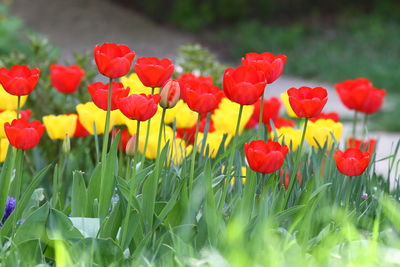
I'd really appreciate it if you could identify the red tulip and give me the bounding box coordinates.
[223,65,266,105]
[4,118,45,150]
[280,170,302,190]
[287,87,328,118]
[266,117,296,132]
[309,112,340,122]
[134,57,174,88]
[334,148,370,176]
[159,80,180,109]
[111,128,130,152]
[177,73,213,102]
[335,78,386,114]
[347,138,376,155]
[244,140,288,174]
[242,52,287,84]
[50,64,85,94]
[118,94,161,121]
[88,82,130,111]
[0,65,40,96]
[176,117,215,145]
[20,110,32,121]
[185,80,223,114]
[94,43,135,79]
[246,97,281,128]
[359,87,386,114]
[72,114,89,138]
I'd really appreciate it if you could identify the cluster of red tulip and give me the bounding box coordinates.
[0,42,386,188]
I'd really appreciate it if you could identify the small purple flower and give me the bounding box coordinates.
[361,193,369,200]
[2,197,16,224]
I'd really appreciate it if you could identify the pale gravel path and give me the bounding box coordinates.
[10,0,194,59]
[9,0,400,178]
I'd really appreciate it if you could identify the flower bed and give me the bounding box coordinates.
[0,42,397,266]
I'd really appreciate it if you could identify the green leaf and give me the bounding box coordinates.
[99,200,122,239]
[71,171,87,217]
[98,132,120,219]
[85,164,101,217]
[142,145,168,232]
[0,165,51,238]
[46,209,83,240]
[0,146,16,219]
[13,203,50,245]
[70,238,124,266]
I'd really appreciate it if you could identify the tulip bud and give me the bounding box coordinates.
[62,134,71,153]
[125,135,137,156]
[159,80,180,109]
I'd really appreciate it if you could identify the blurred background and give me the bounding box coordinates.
[1,0,399,132]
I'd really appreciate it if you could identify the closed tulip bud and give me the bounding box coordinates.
[62,134,71,153]
[125,135,137,156]
[160,80,180,109]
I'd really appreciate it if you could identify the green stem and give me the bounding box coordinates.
[188,113,201,195]
[283,117,308,208]
[218,105,244,212]
[16,96,21,119]
[93,122,100,163]
[227,105,244,176]
[199,112,211,162]
[346,177,353,210]
[141,87,156,167]
[362,114,369,139]
[98,78,113,219]
[120,119,140,248]
[257,91,265,139]
[135,120,141,159]
[352,111,358,138]
[156,108,167,157]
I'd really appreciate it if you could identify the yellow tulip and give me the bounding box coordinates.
[121,73,159,95]
[125,111,163,136]
[43,114,77,140]
[280,92,297,118]
[164,100,197,127]
[111,109,128,126]
[0,110,17,138]
[212,98,254,135]
[76,102,116,135]
[196,130,232,158]
[169,138,193,165]
[136,125,174,159]
[305,119,343,149]
[0,85,28,110]
[272,126,302,151]
[0,138,9,162]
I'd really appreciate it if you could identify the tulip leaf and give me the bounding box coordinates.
[98,132,120,220]
[13,203,50,245]
[71,171,87,217]
[85,164,101,217]
[0,164,51,238]
[46,208,83,240]
[0,146,16,221]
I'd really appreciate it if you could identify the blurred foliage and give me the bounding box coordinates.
[0,4,29,54]
[116,0,400,31]
[208,14,400,131]
[211,14,400,93]
[175,44,226,87]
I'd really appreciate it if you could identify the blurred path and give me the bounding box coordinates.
[8,0,400,178]
[10,0,194,59]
